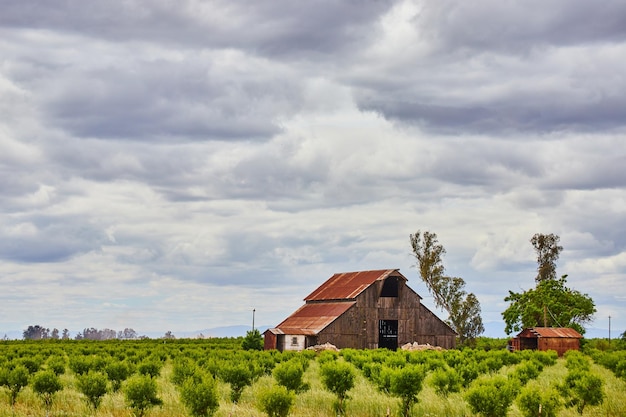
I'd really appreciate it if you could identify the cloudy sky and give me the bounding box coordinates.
[1,0,625,338]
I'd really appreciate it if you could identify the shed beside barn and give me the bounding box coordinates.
[264,269,457,351]
[509,327,583,356]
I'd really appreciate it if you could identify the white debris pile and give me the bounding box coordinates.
[307,342,339,352]
[400,342,443,351]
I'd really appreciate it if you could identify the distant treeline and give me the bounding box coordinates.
[21,325,175,341]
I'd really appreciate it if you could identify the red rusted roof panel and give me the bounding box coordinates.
[517,327,583,339]
[275,301,356,335]
[304,269,402,301]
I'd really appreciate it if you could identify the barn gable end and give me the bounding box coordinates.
[265,269,456,351]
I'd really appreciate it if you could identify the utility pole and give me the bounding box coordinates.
[608,315,611,346]
[252,308,256,331]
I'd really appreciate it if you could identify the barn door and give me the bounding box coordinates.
[378,319,398,350]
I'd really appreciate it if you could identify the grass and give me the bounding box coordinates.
[1,350,626,417]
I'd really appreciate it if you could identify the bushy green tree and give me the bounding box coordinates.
[390,365,426,417]
[503,234,595,335]
[509,361,541,386]
[18,356,42,374]
[564,350,590,372]
[220,363,254,403]
[47,356,66,375]
[375,366,395,393]
[105,360,133,391]
[171,357,200,387]
[76,371,109,409]
[32,370,63,412]
[0,364,29,405]
[137,358,162,378]
[273,359,309,393]
[465,375,518,417]
[456,362,480,388]
[257,385,295,417]
[69,355,93,375]
[320,361,355,416]
[558,369,604,414]
[180,373,219,417]
[242,329,263,350]
[124,375,163,417]
[517,385,562,417]
[503,275,596,335]
[430,367,462,397]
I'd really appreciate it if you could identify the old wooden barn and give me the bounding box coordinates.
[509,327,583,356]
[264,269,457,351]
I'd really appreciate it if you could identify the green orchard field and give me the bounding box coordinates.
[1,338,625,417]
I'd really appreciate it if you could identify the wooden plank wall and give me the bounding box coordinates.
[317,277,457,349]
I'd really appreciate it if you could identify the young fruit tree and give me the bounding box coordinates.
[179,373,220,417]
[257,385,295,417]
[105,360,132,392]
[320,361,356,416]
[390,365,426,417]
[517,385,562,417]
[465,375,518,417]
[76,371,109,410]
[124,375,163,417]
[32,370,63,414]
[0,364,29,406]
[273,359,309,393]
[220,363,254,403]
[558,369,604,415]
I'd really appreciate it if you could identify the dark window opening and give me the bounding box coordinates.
[520,337,538,351]
[380,276,399,297]
[379,319,398,350]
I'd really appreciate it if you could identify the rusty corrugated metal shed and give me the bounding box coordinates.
[274,301,356,335]
[304,269,404,301]
[519,327,583,339]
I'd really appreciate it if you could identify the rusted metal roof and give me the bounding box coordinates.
[274,301,356,335]
[304,269,405,301]
[517,327,583,339]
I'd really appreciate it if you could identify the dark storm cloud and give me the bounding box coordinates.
[0,216,105,263]
[359,94,626,135]
[351,0,626,135]
[39,57,301,142]
[0,0,393,58]
[418,0,626,53]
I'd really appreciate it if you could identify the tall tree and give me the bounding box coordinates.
[23,325,49,340]
[502,275,596,335]
[410,231,446,307]
[503,233,595,334]
[531,233,563,282]
[449,292,484,344]
[410,231,484,344]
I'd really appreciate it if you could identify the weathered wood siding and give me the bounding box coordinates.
[263,330,277,350]
[316,276,456,349]
[538,338,580,357]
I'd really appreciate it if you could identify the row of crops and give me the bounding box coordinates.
[1,338,625,416]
